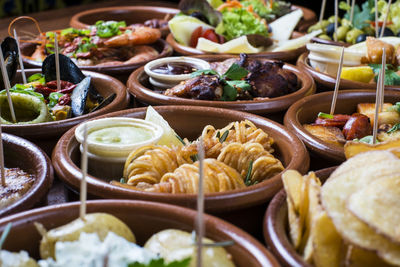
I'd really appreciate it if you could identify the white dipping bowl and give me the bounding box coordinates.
[144,56,210,89]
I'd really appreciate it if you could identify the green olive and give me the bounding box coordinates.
[318,34,332,40]
[334,25,350,41]
[328,16,341,24]
[362,26,375,36]
[346,28,364,44]
[341,18,352,27]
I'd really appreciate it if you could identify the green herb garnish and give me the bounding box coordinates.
[95,20,127,38]
[1,86,44,101]
[388,123,400,133]
[219,130,229,143]
[128,257,191,267]
[175,134,186,145]
[317,112,334,119]
[48,92,64,108]
[190,154,199,162]
[27,73,45,84]
[0,223,12,250]
[341,0,375,30]
[120,178,126,183]
[390,102,400,113]
[244,160,254,186]
[355,135,379,144]
[369,64,400,86]
[223,63,249,80]
[216,131,221,138]
[190,69,218,78]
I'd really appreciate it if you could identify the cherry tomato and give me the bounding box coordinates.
[189,26,203,48]
[201,29,219,43]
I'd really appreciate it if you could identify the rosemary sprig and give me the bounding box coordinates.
[244,160,254,186]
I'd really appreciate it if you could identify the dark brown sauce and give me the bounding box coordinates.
[151,62,198,75]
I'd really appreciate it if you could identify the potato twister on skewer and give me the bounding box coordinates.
[217,142,284,184]
[145,159,245,193]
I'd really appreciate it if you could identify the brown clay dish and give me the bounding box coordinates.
[263,166,336,267]
[0,199,280,266]
[52,105,309,234]
[0,133,53,218]
[297,52,400,91]
[127,55,316,115]
[20,39,173,79]
[293,5,317,33]
[3,69,129,155]
[69,6,179,38]
[284,89,400,163]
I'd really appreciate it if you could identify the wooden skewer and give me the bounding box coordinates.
[0,48,16,123]
[380,52,386,112]
[334,0,339,42]
[330,47,345,115]
[350,0,356,24]
[372,48,386,144]
[375,0,379,38]
[196,138,205,267]
[319,0,327,24]
[54,33,61,92]
[380,0,392,38]
[79,123,88,221]
[13,30,26,84]
[0,115,5,187]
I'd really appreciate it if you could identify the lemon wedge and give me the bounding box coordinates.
[145,106,183,147]
[340,66,375,83]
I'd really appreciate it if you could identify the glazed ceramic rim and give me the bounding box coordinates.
[0,199,280,267]
[127,56,316,115]
[263,166,336,267]
[75,117,163,157]
[52,105,310,213]
[0,133,53,217]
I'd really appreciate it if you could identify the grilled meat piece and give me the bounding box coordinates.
[165,75,223,100]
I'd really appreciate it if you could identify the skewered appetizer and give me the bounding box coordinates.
[304,102,400,146]
[112,113,284,193]
[0,212,235,266]
[15,18,161,67]
[0,53,108,124]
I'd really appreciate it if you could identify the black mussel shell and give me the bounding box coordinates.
[89,93,116,113]
[71,76,91,117]
[42,54,103,103]
[0,37,19,88]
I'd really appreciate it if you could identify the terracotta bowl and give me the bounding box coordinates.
[3,69,129,155]
[0,133,53,218]
[69,6,179,38]
[284,89,400,163]
[127,56,315,116]
[52,105,309,235]
[166,33,307,62]
[263,166,336,266]
[293,5,317,33]
[20,39,173,82]
[310,37,350,47]
[0,199,279,266]
[297,52,400,91]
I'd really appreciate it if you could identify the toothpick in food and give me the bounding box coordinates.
[372,48,386,144]
[0,47,16,123]
[54,33,61,92]
[196,138,205,267]
[13,29,26,84]
[79,123,88,221]
[330,47,345,115]
[380,0,392,38]
[319,0,327,24]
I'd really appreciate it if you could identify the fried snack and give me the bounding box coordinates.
[303,124,345,146]
[344,138,400,159]
[217,142,284,184]
[145,159,245,193]
[348,176,400,244]
[345,245,394,267]
[321,151,400,265]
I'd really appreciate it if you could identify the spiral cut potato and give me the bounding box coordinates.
[120,120,283,194]
[217,142,284,184]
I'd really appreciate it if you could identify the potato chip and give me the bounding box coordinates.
[282,170,303,211]
[321,151,400,265]
[344,138,400,159]
[312,210,342,267]
[348,176,400,244]
[345,245,394,267]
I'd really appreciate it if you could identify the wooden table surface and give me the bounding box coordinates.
[0,0,177,39]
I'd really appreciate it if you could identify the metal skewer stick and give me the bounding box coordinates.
[196,138,205,267]
[380,0,392,38]
[372,48,386,144]
[13,30,26,84]
[79,123,88,221]
[54,33,61,92]
[375,0,379,38]
[0,49,16,123]
[330,47,345,115]
[350,0,356,24]
[319,0,327,24]
[334,0,339,42]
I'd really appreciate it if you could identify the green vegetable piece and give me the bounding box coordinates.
[190,69,218,78]
[334,25,350,41]
[390,102,400,113]
[244,160,254,186]
[221,84,238,101]
[318,34,332,40]
[120,178,125,184]
[175,134,186,145]
[356,135,378,144]
[95,20,127,38]
[388,123,400,133]
[339,1,351,11]
[48,92,64,108]
[225,80,251,92]
[219,130,229,143]
[190,154,199,162]
[223,63,249,80]
[128,257,191,267]
[345,28,363,44]
[317,112,334,119]
[0,223,12,250]
[27,73,45,84]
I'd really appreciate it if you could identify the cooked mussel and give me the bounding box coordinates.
[0,37,18,88]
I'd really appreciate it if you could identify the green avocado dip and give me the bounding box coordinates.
[88,125,153,145]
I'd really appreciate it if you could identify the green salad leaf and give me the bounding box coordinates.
[215,8,269,40]
[223,63,249,80]
[95,20,127,38]
[342,0,374,30]
[61,27,91,36]
[241,0,274,20]
[190,69,218,77]
[128,257,191,267]
[27,73,46,84]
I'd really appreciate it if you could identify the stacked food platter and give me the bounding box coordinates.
[0,0,399,266]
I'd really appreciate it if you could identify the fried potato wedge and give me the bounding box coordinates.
[348,176,400,244]
[344,138,400,159]
[345,245,395,267]
[303,124,345,147]
[321,151,400,265]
